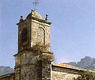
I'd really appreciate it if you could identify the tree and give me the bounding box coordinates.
[77,71,95,80]
[31,43,54,62]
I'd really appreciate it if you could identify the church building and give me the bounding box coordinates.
[0,10,87,80]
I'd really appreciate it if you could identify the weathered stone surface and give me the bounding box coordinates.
[15,50,53,80]
[17,10,51,52]
[52,65,79,80]
[15,10,52,80]
[52,71,78,80]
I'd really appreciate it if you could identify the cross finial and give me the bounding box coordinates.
[32,0,39,10]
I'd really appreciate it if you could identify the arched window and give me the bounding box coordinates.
[21,28,27,43]
[37,27,45,45]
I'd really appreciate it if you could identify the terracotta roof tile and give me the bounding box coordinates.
[53,63,95,73]
[54,63,82,70]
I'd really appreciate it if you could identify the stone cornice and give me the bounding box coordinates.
[17,16,52,26]
[31,16,52,25]
[14,48,53,57]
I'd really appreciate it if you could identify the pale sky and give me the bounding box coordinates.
[0,0,95,68]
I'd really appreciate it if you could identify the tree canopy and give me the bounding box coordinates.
[77,71,95,80]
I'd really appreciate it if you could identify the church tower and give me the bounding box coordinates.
[17,10,51,52]
[14,10,53,80]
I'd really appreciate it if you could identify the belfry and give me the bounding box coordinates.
[14,10,53,80]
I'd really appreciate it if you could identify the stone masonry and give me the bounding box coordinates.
[14,10,53,80]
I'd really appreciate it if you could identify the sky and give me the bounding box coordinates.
[0,0,95,68]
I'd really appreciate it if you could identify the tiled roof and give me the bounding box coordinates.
[53,63,85,71]
[0,72,14,78]
[53,63,95,73]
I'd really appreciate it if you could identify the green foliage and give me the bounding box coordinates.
[31,43,54,62]
[77,71,95,80]
[32,43,49,53]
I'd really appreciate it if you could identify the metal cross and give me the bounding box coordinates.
[32,0,39,10]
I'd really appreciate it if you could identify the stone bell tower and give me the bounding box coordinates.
[14,10,53,80]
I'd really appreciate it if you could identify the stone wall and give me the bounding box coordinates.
[17,10,51,52]
[15,50,53,80]
[31,19,50,51]
[52,65,79,80]
[15,51,38,80]
[52,71,78,80]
